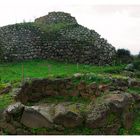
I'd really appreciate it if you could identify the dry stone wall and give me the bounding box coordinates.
[0,12,116,65]
[35,11,77,25]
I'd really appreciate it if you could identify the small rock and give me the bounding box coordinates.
[0,122,16,135]
[0,85,12,95]
[73,73,84,78]
[5,102,24,115]
[54,124,64,131]
[125,63,134,71]
[3,102,24,122]
[77,81,86,90]
[98,84,109,92]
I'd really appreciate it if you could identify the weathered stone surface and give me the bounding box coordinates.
[0,12,116,65]
[5,102,24,115]
[21,106,53,128]
[86,93,134,131]
[98,84,109,92]
[0,91,137,135]
[20,103,84,129]
[14,77,107,104]
[122,112,134,129]
[77,81,86,91]
[3,102,24,122]
[54,103,84,128]
[35,12,77,25]
[103,93,134,109]
[131,93,140,102]
[86,103,111,128]
[14,78,73,103]
[0,122,16,134]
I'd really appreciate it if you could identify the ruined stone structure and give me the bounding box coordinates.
[1,76,140,135]
[0,12,116,65]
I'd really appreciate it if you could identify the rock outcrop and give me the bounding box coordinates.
[0,11,116,65]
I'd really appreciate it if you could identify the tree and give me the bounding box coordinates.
[116,49,133,64]
[138,52,140,59]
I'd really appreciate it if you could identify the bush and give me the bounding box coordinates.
[138,52,140,59]
[133,60,140,71]
[116,49,133,64]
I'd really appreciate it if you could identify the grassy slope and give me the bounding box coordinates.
[0,59,125,110]
[0,59,125,83]
[1,59,140,135]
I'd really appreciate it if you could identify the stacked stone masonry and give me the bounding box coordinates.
[0,12,116,65]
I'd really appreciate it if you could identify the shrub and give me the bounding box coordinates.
[138,52,140,59]
[116,49,133,64]
[133,60,140,71]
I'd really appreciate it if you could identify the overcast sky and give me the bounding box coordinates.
[0,0,140,54]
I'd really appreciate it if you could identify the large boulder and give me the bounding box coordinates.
[86,93,135,134]
[4,102,24,122]
[53,103,84,128]
[21,103,84,129]
[20,106,54,128]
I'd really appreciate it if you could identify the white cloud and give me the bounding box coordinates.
[0,0,140,54]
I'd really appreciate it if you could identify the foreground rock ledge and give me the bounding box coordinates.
[0,92,138,135]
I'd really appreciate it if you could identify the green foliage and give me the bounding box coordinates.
[30,128,50,134]
[106,113,117,126]
[72,73,111,85]
[127,87,140,94]
[133,60,140,71]
[27,96,91,106]
[0,94,14,109]
[33,22,78,41]
[116,49,133,64]
[63,127,94,135]
[35,22,75,33]
[118,109,140,135]
[128,110,140,135]
[135,71,140,79]
[117,49,131,57]
[0,83,7,90]
[138,52,140,59]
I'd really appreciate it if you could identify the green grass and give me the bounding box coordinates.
[130,110,140,135]
[30,126,94,135]
[2,59,139,135]
[0,59,125,84]
[63,127,94,135]
[0,94,14,109]
[0,59,125,111]
[127,87,140,94]
[26,96,91,106]
[118,110,140,135]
